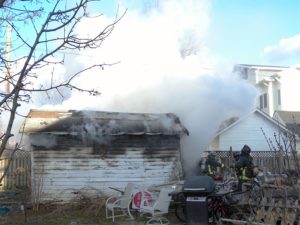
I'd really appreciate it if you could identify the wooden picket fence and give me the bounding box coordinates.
[0,150,31,191]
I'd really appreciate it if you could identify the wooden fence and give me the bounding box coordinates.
[0,149,299,192]
[208,150,300,174]
[0,150,31,191]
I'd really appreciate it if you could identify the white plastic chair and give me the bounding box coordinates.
[105,183,135,222]
[139,187,173,225]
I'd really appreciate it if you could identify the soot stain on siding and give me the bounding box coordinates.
[30,131,181,165]
[91,135,180,159]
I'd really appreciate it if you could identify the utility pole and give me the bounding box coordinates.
[4,24,11,94]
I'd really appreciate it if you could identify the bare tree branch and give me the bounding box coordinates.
[0,0,125,186]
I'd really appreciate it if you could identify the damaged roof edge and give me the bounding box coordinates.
[20,109,189,136]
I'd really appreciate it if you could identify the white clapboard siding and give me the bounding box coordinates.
[32,146,181,202]
[23,110,187,203]
[218,110,287,151]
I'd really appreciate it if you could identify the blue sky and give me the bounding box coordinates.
[98,0,300,67]
[208,0,300,66]
[9,0,300,67]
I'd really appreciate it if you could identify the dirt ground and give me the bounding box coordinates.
[0,189,185,225]
[0,206,184,225]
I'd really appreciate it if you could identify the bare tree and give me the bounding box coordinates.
[0,0,123,185]
[261,126,299,177]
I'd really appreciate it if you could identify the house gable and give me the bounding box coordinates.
[210,108,289,151]
[274,110,300,138]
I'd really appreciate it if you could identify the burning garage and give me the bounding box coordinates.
[20,109,188,202]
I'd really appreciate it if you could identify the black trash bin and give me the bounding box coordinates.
[182,176,216,225]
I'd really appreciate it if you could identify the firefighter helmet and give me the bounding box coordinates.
[241,144,251,155]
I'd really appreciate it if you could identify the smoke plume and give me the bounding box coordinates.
[9,0,257,175]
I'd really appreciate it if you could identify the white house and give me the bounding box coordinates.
[233,64,300,117]
[208,108,289,152]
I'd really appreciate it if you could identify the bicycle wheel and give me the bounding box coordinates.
[175,204,186,222]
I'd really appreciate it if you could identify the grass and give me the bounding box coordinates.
[0,190,182,225]
[1,208,103,225]
[0,205,181,225]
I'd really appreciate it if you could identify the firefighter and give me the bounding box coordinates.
[235,145,255,191]
[233,152,240,162]
[229,152,240,178]
[204,152,224,179]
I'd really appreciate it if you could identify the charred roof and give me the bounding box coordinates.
[20,109,189,136]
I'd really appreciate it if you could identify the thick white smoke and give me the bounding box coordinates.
[11,0,257,175]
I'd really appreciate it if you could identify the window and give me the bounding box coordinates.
[263,93,268,108]
[278,89,281,106]
[259,95,263,109]
[259,93,268,109]
[233,66,248,79]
